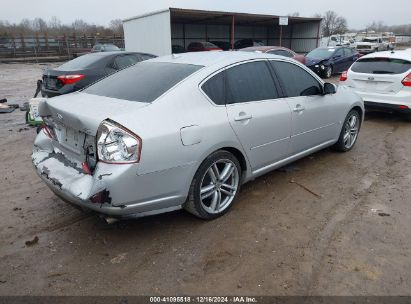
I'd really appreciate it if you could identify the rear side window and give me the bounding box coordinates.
[271,61,322,97]
[84,62,203,103]
[351,58,411,74]
[56,54,103,71]
[225,61,279,104]
[113,54,139,70]
[202,72,225,105]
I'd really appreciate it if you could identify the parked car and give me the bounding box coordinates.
[356,37,387,54]
[91,43,121,52]
[340,50,411,120]
[240,46,306,64]
[41,51,156,98]
[210,41,232,51]
[305,46,360,78]
[187,42,222,52]
[234,39,264,49]
[32,52,363,222]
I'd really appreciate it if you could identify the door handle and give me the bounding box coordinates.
[234,114,253,122]
[293,104,305,113]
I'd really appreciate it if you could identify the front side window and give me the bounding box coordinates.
[84,62,203,103]
[271,61,322,97]
[225,61,279,104]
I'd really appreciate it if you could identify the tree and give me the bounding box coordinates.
[72,19,89,34]
[109,19,123,35]
[320,11,348,37]
[32,18,48,32]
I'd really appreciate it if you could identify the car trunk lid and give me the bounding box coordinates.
[348,57,411,94]
[39,92,150,157]
[348,72,405,94]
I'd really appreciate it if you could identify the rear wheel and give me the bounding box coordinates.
[333,109,361,152]
[184,151,241,220]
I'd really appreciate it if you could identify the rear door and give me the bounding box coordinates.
[349,57,411,93]
[222,60,292,171]
[270,60,341,154]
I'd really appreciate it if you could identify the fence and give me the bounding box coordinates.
[0,34,125,59]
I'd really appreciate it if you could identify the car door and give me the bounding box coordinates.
[343,48,356,70]
[223,60,292,171]
[270,60,340,155]
[331,48,346,73]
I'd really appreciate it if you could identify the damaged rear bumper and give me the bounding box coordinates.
[32,132,187,218]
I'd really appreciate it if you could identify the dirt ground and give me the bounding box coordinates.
[0,62,410,296]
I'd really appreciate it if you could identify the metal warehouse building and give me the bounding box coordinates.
[123,8,322,56]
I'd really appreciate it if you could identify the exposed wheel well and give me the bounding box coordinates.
[220,147,247,175]
[351,106,364,122]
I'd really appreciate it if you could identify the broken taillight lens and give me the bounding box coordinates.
[42,124,56,140]
[57,74,85,85]
[96,120,142,164]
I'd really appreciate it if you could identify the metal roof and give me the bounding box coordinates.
[148,50,287,67]
[123,7,322,25]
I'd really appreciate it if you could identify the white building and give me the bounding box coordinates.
[123,8,322,56]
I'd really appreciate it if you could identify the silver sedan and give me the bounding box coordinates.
[32,51,364,221]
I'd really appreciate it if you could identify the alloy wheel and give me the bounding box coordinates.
[199,159,240,214]
[343,113,359,149]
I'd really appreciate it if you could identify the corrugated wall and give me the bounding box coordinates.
[170,21,319,53]
[124,10,172,56]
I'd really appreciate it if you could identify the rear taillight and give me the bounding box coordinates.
[42,124,56,140]
[57,74,85,85]
[401,73,411,87]
[97,120,142,164]
[340,71,348,81]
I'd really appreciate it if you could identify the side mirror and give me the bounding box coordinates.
[323,83,336,95]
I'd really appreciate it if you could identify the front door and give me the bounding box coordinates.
[270,60,340,154]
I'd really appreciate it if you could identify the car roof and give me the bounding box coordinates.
[149,51,288,67]
[359,50,411,61]
[240,46,294,53]
[88,51,155,57]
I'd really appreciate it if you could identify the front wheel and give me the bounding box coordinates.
[333,109,361,152]
[322,65,333,79]
[184,150,241,220]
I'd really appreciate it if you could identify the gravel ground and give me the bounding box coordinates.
[0,62,410,296]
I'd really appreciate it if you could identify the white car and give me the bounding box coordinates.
[341,50,411,120]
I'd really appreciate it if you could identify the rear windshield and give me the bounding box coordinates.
[57,54,103,71]
[84,62,203,103]
[351,58,411,74]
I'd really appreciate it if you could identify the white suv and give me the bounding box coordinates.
[341,50,411,120]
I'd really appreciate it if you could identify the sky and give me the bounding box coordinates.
[1,0,410,29]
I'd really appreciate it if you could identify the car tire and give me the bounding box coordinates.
[184,150,242,220]
[332,109,361,152]
[323,65,333,79]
